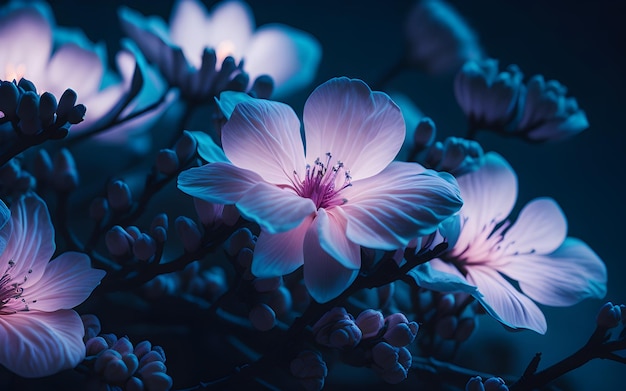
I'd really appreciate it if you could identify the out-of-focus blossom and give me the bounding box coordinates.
[405,0,483,74]
[119,0,321,100]
[0,194,105,377]
[0,1,173,151]
[454,58,588,142]
[425,152,606,333]
[178,77,463,302]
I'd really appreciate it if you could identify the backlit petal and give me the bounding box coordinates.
[46,43,103,98]
[499,238,606,306]
[303,77,405,180]
[251,216,312,277]
[501,197,567,256]
[0,310,85,377]
[177,162,263,204]
[0,195,55,290]
[341,162,462,249]
[221,99,306,186]
[303,219,358,303]
[245,24,321,98]
[24,252,105,312]
[317,209,361,269]
[452,152,517,257]
[169,0,211,67]
[236,182,315,234]
[467,267,547,334]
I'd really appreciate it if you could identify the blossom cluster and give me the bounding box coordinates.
[0,0,620,390]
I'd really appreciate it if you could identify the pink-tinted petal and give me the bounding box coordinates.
[0,195,54,290]
[317,209,361,269]
[340,162,462,249]
[169,0,211,68]
[45,43,103,98]
[0,310,86,377]
[303,78,405,180]
[452,152,517,258]
[221,99,306,186]
[177,162,264,204]
[244,24,321,98]
[24,252,105,312]
[499,238,607,306]
[204,0,255,63]
[236,182,315,234]
[0,6,52,83]
[467,267,547,334]
[501,197,567,256]
[303,219,358,303]
[251,216,313,277]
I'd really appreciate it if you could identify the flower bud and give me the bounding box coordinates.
[133,233,157,261]
[175,130,198,162]
[484,377,508,391]
[355,309,384,339]
[101,333,118,348]
[225,228,255,257]
[17,91,40,135]
[94,349,122,374]
[125,376,144,391]
[105,226,134,256]
[175,216,202,252]
[86,336,109,356]
[39,92,57,127]
[250,75,274,99]
[104,358,131,383]
[290,350,327,391]
[249,303,276,331]
[313,307,362,349]
[414,117,437,151]
[596,301,622,329]
[466,376,486,391]
[112,336,134,356]
[52,148,78,191]
[155,149,179,174]
[134,341,152,359]
[107,180,132,211]
[371,342,398,370]
[81,314,101,341]
[384,321,418,347]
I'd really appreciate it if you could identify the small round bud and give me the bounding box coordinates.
[596,301,622,329]
[125,376,144,391]
[414,117,437,151]
[250,75,274,99]
[133,233,157,261]
[371,342,398,370]
[355,309,384,339]
[484,377,508,391]
[81,314,101,341]
[249,303,276,331]
[175,130,198,162]
[107,180,132,211]
[112,336,134,356]
[134,341,152,359]
[104,358,131,383]
[105,226,133,256]
[155,149,179,174]
[226,228,255,257]
[86,336,109,356]
[175,216,202,252]
[94,349,122,374]
[383,321,418,347]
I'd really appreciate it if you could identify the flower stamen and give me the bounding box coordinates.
[292,152,352,209]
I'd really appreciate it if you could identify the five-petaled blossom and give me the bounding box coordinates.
[178,77,463,303]
[0,194,105,377]
[428,152,606,333]
[119,0,321,100]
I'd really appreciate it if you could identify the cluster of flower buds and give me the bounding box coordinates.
[395,285,480,360]
[154,130,197,175]
[311,307,419,384]
[0,78,85,140]
[142,260,228,304]
[596,301,626,332]
[411,117,484,176]
[81,315,173,391]
[106,220,163,262]
[465,376,509,391]
[289,350,328,391]
[32,148,79,192]
[454,58,588,142]
[0,157,35,196]
[404,0,483,74]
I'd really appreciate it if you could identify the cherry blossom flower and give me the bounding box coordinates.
[0,194,105,377]
[0,1,171,149]
[119,0,321,100]
[178,77,463,303]
[428,152,607,333]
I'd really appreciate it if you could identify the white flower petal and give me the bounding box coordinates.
[453,152,517,257]
[499,238,607,306]
[221,99,306,186]
[205,0,255,62]
[46,43,103,98]
[169,0,211,67]
[303,78,405,180]
[340,162,462,249]
[467,267,547,334]
[236,182,315,234]
[303,219,358,303]
[317,209,361,269]
[251,216,312,278]
[177,162,263,204]
[502,197,567,256]
[0,310,86,377]
[24,252,105,312]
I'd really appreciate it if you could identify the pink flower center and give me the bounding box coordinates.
[0,260,32,314]
[292,152,352,209]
